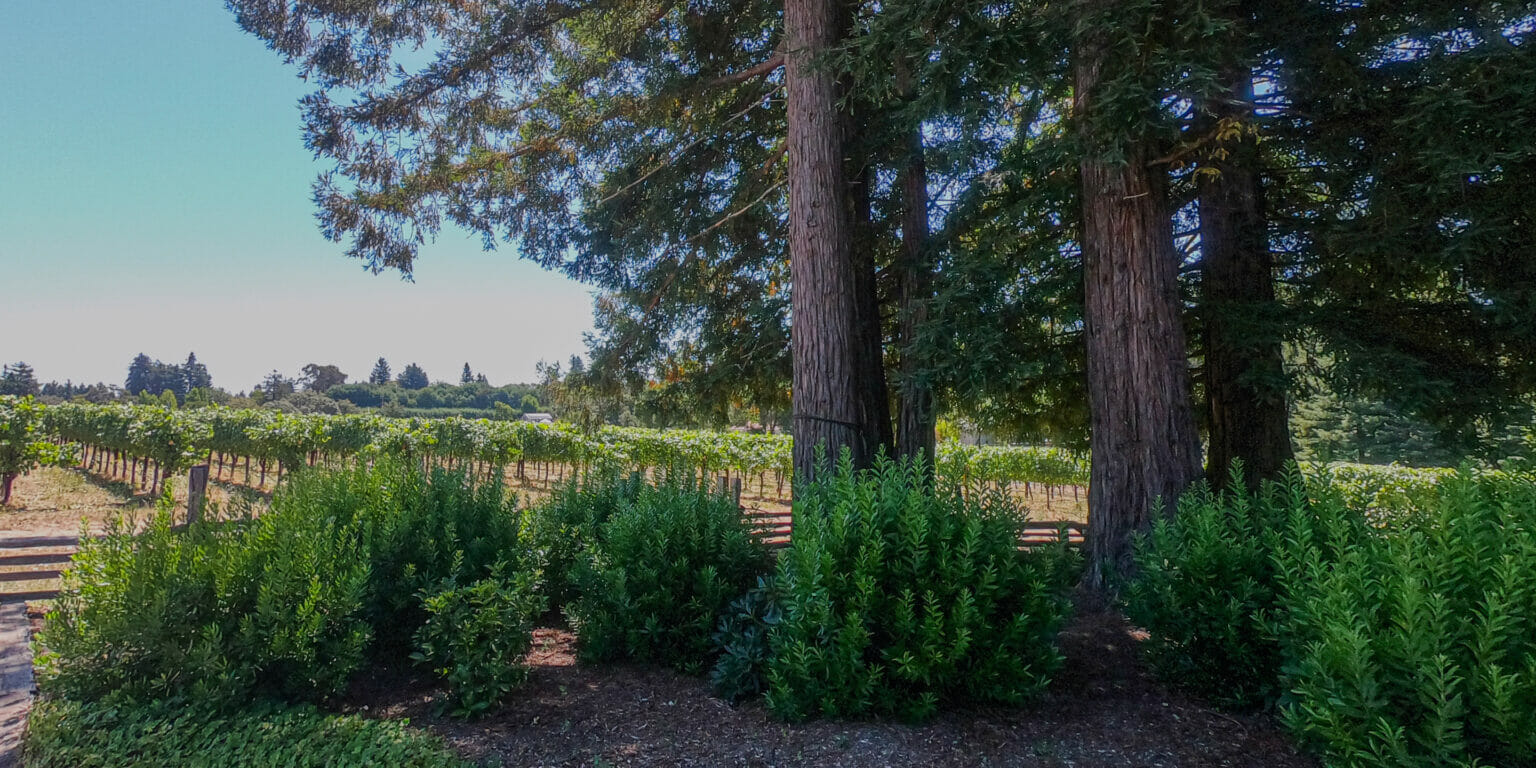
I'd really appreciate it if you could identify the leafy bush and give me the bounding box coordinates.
[1274,470,1536,767]
[1129,467,1536,766]
[411,570,543,719]
[24,698,467,768]
[749,456,1077,722]
[524,471,645,614]
[37,494,371,705]
[337,463,528,651]
[568,473,771,672]
[37,460,530,707]
[1124,467,1297,709]
[0,394,70,504]
[710,576,781,703]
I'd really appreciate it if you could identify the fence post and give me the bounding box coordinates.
[731,477,743,507]
[187,465,209,526]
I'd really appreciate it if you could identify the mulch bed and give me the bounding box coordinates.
[344,612,1315,768]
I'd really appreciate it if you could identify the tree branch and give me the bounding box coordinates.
[701,53,784,90]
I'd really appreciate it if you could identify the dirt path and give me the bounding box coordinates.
[0,604,33,768]
[347,613,1314,768]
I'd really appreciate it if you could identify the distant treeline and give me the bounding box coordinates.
[324,382,542,416]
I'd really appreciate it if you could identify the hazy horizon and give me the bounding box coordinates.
[0,1,596,391]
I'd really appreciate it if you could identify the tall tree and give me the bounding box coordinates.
[257,371,295,403]
[397,363,430,390]
[460,363,474,385]
[784,0,879,478]
[369,358,392,386]
[1074,0,1203,590]
[182,352,213,391]
[0,363,39,397]
[1269,0,1536,439]
[1195,9,1292,487]
[300,364,347,392]
[125,353,153,395]
[892,60,935,471]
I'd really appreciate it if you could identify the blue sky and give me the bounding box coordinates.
[0,0,595,391]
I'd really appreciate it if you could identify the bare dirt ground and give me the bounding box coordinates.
[0,467,265,540]
[346,613,1313,768]
[0,468,152,539]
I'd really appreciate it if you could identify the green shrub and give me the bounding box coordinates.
[752,456,1077,722]
[709,576,781,703]
[36,494,371,705]
[1124,467,1298,709]
[24,698,467,768]
[568,474,771,672]
[523,471,646,614]
[335,463,527,651]
[1129,467,1536,765]
[36,460,530,707]
[411,570,544,719]
[1274,470,1536,767]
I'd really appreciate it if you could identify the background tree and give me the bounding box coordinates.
[1268,0,1536,441]
[460,364,474,385]
[1070,0,1203,589]
[125,354,153,396]
[300,364,347,392]
[182,352,213,391]
[396,364,430,391]
[256,371,296,403]
[124,354,190,402]
[369,358,392,386]
[0,363,40,397]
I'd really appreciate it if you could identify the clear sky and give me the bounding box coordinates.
[0,0,596,392]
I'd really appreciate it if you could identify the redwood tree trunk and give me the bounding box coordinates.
[895,120,936,473]
[1075,12,1204,591]
[786,0,875,481]
[1200,66,1294,488]
[849,160,895,461]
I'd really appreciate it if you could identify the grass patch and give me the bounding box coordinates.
[24,698,467,768]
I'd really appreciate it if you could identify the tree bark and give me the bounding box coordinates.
[1075,8,1204,592]
[849,158,895,461]
[1200,66,1294,489]
[895,119,936,473]
[1,474,13,506]
[785,0,876,481]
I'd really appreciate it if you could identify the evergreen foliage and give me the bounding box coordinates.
[299,363,346,392]
[36,493,372,705]
[741,456,1078,722]
[411,571,543,719]
[182,353,212,391]
[1128,468,1536,765]
[396,363,430,391]
[524,473,643,615]
[567,473,770,672]
[369,358,392,386]
[1125,466,1293,709]
[1274,471,1536,766]
[0,362,39,397]
[123,353,200,402]
[36,461,532,708]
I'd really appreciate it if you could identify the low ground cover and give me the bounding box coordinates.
[25,699,467,768]
[24,455,1523,766]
